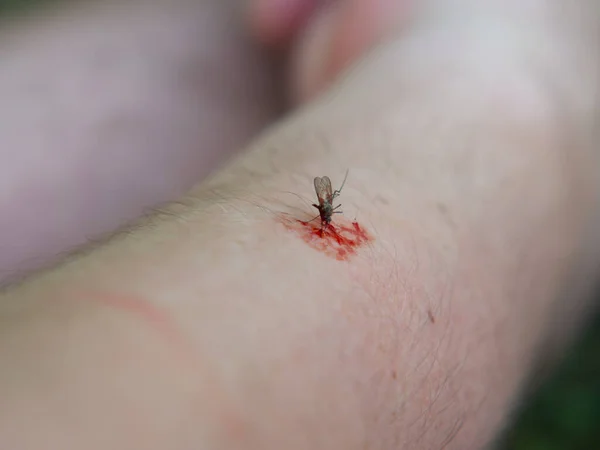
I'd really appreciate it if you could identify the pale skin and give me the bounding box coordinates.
[0,0,599,449]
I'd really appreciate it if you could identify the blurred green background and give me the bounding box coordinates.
[499,313,600,450]
[0,0,52,13]
[1,0,598,448]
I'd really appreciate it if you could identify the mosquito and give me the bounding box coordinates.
[311,169,349,230]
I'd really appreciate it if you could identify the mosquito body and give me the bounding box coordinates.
[312,170,349,230]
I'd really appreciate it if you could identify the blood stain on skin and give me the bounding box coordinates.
[279,215,373,260]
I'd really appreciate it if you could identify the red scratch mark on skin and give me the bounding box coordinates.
[77,291,195,363]
[278,214,374,260]
[75,290,251,440]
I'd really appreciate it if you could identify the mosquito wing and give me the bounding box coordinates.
[313,176,333,205]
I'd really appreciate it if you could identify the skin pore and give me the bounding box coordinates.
[0,0,599,449]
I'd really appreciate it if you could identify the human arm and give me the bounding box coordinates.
[1,1,600,449]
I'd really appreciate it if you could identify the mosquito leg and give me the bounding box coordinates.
[319,221,329,236]
[308,213,321,223]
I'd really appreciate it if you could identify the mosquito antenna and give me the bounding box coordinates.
[333,169,350,197]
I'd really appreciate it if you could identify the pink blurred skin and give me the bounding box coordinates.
[250,0,319,46]
[251,0,411,102]
[296,0,411,101]
[0,0,281,280]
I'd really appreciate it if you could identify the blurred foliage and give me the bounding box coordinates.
[0,0,61,16]
[0,0,598,448]
[500,313,600,449]
[0,0,43,12]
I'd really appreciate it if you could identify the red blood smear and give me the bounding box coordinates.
[280,216,373,260]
